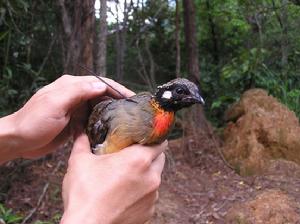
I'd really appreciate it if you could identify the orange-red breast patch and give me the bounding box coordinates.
[153,111,174,136]
[150,99,175,137]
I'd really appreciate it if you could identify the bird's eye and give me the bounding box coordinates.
[175,88,184,94]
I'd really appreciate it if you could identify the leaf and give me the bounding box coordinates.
[0,203,5,215]
[7,89,18,96]
[0,31,9,42]
[16,0,29,13]
[7,215,22,224]
[287,89,300,98]
[4,67,12,79]
[211,100,222,110]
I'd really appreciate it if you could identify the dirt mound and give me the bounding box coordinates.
[222,89,300,176]
[225,189,300,223]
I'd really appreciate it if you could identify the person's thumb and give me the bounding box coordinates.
[70,133,91,156]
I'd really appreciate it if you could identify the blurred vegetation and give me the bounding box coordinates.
[0,203,22,223]
[0,0,299,123]
[0,0,61,116]
[0,202,61,224]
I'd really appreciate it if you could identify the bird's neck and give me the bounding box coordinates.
[150,99,175,137]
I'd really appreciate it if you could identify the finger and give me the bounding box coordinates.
[70,133,91,156]
[100,77,136,98]
[150,153,166,175]
[57,81,108,111]
[137,191,158,222]
[122,141,168,162]
[144,141,168,161]
[58,75,135,98]
[54,77,135,112]
[74,76,136,97]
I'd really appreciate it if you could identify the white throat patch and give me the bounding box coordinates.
[162,91,172,99]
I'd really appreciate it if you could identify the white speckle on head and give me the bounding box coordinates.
[162,90,172,99]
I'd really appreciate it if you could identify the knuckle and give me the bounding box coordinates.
[61,74,72,80]
[35,87,46,96]
[57,74,72,83]
[76,81,91,93]
[41,94,62,109]
[40,93,55,104]
[129,151,151,169]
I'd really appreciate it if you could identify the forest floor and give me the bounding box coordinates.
[1,137,300,224]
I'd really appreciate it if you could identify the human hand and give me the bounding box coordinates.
[61,133,166,224]
[8,75,135,159]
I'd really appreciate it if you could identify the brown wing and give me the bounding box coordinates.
[106,93,156,145]
[86,99,114,148]
[87,92,167,154]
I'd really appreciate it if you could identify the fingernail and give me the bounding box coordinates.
[92,82,106,90]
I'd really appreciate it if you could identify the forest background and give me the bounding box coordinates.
[1,0,299,125]
[1,1,300,223]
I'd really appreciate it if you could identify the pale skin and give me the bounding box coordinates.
[0,75,167,224]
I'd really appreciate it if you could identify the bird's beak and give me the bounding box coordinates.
[192,92,205,105]
[195,93,205,105]
[184,92,205,105]
[198,95,205,105]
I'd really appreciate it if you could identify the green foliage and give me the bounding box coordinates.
[0,0,61,116]
[0,0,300,124]
[205,46,300,124]
[221,48,269,89]
[195,0,300,125]
[0,203,61,224]
[0,203,23,224]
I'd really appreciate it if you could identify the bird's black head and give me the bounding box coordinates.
[154,78,205,111]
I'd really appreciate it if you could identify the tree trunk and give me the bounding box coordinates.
[115,2,121,80]
[175,0,181,77]
[182,0,200,83]
[206,0,219,65]
[95,0,107,76]
[280,0,289,72]
[182,0,212,155]
[58,0,95,75]
[81,0,95,70]
[115,0,133,81]
[271,0,289,77]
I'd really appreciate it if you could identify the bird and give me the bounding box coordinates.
[86,78,205,155]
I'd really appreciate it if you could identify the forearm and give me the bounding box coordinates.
[0,114,21,164]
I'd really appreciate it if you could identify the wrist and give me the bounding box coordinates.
[0,113,22,163]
